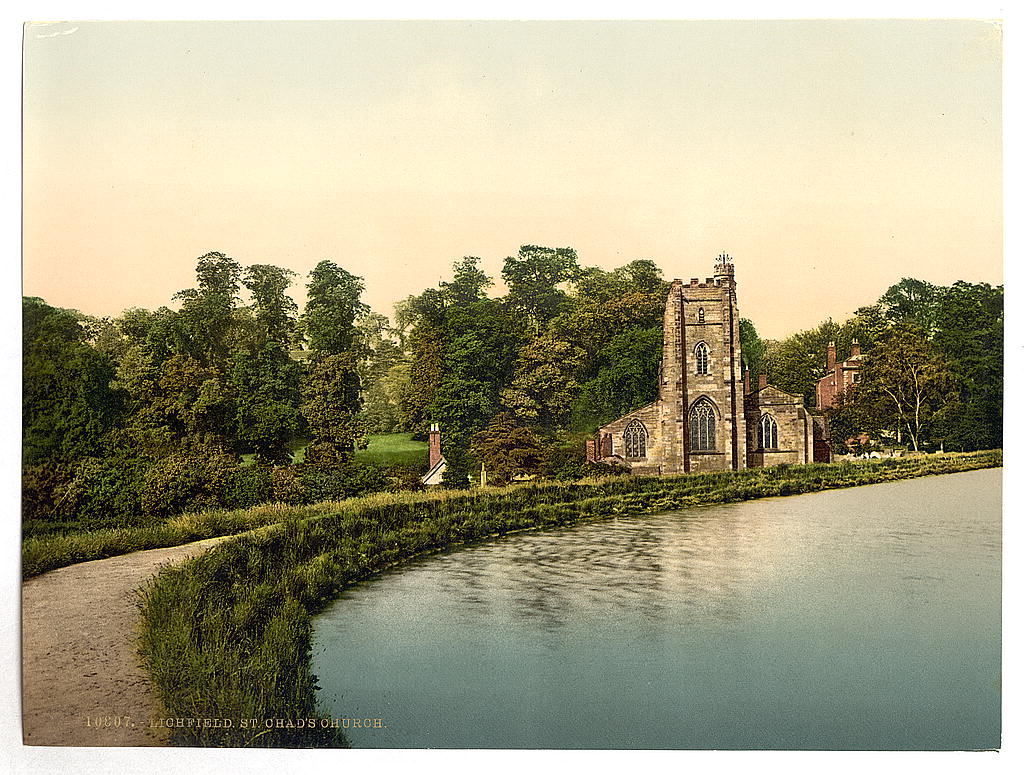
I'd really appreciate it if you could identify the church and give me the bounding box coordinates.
[587,253,830,474]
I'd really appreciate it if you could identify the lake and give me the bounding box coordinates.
[312,467,1001,749]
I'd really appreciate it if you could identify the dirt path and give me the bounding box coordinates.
[21,537,231,746]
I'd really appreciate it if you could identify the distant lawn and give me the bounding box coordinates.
[241,434,426,468]
[355,433,428,468]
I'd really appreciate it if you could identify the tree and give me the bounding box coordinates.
[299,261,368,467]
[231,347,303,463]
[302,260,369,355]
[824,386,872,454]
[173,251,243,367]
[243,264,299,350]
[229,264,304,462]
[501,335,586,429]
[572,259,668,303]
[23,298,121,466]
[301,353,364,467]
[440,256,492,305]
[502,245,580,332]
[572,328,662,430]
[878,277,938,335]
[354,311,406,435]
[550,290,665,381]
[739,318,765,376]
[856,324,954,451]
[762,320,841,405]
[472,413,546,486]
[929,282,1003,450]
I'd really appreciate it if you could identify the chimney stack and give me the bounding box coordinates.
[743,367,751,395]
[758,373,768,391]
[827,341,837,371]
[428,423,442,469]
[850,338,861,358]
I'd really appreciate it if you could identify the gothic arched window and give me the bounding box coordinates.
[698,307,706,323]
[623,420,648,459]
[690,398,716,451]
[694,342,710,375]
[759,414,779,450]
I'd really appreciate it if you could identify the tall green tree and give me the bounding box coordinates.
[572,328,662,430]
[930,281,1003,450]
[23,298,120,466]
[856,324,953,451]
[501,335,586,428]
[231,348,303,463]
[878,277,939,335]
[301,353,364,467]
[228,264,304,462]
[502,245,580,332]
[354,311,406,434]
[440,256,493,305]
[300,261,368,466]
[243,264,299,349]
[302,260,369,355]
[471,413,545,486]
[173,251,243,367]
[739,318,765,377]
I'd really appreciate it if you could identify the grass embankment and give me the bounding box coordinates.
[22,433,430,579]
[22,503,323,580]
[135,451,1000,748]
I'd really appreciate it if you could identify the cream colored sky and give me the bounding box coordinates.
[22,20,1001,339]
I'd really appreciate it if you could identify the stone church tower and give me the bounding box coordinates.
[588,254,825,474]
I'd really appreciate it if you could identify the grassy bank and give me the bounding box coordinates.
[21,502,338,579]
[134,451,1000,747]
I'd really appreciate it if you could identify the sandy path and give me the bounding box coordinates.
[21,537,231,746]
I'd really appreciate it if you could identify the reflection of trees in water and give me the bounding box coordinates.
[430,506,787,638]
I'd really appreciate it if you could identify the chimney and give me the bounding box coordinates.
[850,338,861,358]
[743,367,751,395]
[758,373,767,391]
[428,422,442,469]
[586,438,597,463]
[827,341,837,371]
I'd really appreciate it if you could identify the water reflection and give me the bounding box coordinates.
[314,468,1001,749]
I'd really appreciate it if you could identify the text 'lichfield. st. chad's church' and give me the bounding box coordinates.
[587,254,831,474]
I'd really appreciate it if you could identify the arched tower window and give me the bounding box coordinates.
[698,307,705,323]
[690,398,716,451]
[694,342,710,375]
[623,420,648,459]
[759,414,778,450]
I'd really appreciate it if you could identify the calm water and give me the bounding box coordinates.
[312,468,1001,749]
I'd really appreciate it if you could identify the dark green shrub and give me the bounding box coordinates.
[21,463,73,527]
[384,464,426,492]
[140,445,237,517]
[270,465,307,504]
[221,465,274,510]
[299,462,390,503]
[67,456,146,528]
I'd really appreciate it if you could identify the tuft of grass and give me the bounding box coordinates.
[134,451,1001,748]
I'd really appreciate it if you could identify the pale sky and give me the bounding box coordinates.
[22,20,1002,339]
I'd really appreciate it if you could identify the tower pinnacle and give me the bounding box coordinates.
[714,251,735,280]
